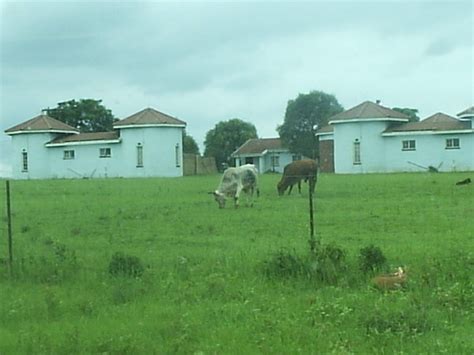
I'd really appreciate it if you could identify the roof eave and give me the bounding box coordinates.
[5,129,80,136]
[45,138,122,147]
[329,118,409,125]
[113,123,186,129]
[382,129,474,136]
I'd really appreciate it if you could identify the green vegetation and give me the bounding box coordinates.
[0,173,473,353]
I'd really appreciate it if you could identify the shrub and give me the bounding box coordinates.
[263,249,309,279]
[263,243,348,285]
[108,252,144,278]
[311,243,347,284]
[359,245,387,273]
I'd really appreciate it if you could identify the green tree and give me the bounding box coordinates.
[183,131,200,155]
[204,119,257,169]
[277,90,344,159]
[45,99,117,132]
[392,107,420,122]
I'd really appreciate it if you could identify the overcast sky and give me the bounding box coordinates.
[1,0,473,176]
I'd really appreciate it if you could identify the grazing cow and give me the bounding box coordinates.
[277,159,318,196]
[212,164,259,209]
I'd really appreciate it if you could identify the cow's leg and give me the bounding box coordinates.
[234,184,243,208]
[288,184,294,195]
[297,180,302,194]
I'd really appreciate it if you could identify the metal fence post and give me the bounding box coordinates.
[6,180,13,272]
[308,178,317,253]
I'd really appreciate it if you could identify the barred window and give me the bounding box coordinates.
[445,138,460,149]
[402,140,416,151]
[353,140,361,165]
[21,150,28,172]
[99,148,111,158]
[63,150,75,159]
[137,144,143,167]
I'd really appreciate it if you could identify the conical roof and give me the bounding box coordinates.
[114,107,186,127]
[329,101,409,123]
[5,114,79,134]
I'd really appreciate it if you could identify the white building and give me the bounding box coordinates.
[317,101,474,173]
[231,138,298,173]
[5,107,186,179]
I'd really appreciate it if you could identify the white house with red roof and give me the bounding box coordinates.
[231,138,298,173]
[4,107,186,179]
[317,101,474,173]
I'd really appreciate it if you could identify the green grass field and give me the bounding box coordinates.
[1,172,473,354]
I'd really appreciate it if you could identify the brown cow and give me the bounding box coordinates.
[277,159,318,196]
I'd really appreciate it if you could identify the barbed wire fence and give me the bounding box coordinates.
[2,174,321,281]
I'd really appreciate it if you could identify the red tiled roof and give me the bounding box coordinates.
[5,114,79,134]
[384,112,471,133]
[114,107,186,127]
[48,131,119,144]
[329,101,409,122]
[232,138,285,155]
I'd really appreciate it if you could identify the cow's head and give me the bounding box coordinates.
[277,181,286,196]
[212,191,226,209]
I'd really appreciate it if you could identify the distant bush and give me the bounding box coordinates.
[358,245,387,273]
[108,252,144,278]
[263,249,309,279]
[263,243,348,285]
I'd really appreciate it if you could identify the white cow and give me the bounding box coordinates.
[212,164,259,209]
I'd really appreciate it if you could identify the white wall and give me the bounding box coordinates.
[9,126,184,179]
[119,126,183,177]
[46,142,123,178]
[11,133,56,179]
[333,121,388,174]
[384,133,474,172]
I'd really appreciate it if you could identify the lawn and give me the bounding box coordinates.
[0,172,473,353]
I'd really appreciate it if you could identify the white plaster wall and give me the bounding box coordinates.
[333,121,388,174]
[384,133,474,172]
[10,133,56,179]
[46,142,123,178]
[119,127,184,177]
[262,151,293,173]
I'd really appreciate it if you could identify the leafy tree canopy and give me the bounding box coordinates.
[45,99,117,132]
[183,131,200,155]
[392,107,420,122]
[277,90,344,159]
[204,118,257,168]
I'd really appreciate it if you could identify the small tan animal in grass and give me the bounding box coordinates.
[372,267,407,290]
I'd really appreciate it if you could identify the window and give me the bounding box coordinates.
[292,154,301,161]
[63,150,75,160]
[175,143,181,167]
[353,140,361,165]
[271,155,280,167]
[99,148,111,158]
[446,138,460,150]
[136,144,143,167]
[21,150,28,172]
[402,140,416,151]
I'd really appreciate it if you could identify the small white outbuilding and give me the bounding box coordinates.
[5,107,186,179]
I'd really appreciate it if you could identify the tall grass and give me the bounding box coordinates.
[0,172,473,353]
